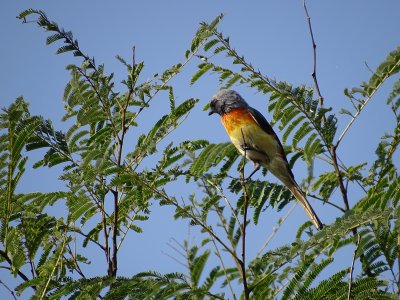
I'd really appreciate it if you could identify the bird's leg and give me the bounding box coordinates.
[240,144,251,151]
[239,129,262,183]
[240,143,266,156]
[240,143,256,152]
[247,162,261,180]
[240,162,261,186]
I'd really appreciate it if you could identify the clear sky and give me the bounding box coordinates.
[1,1,399,298]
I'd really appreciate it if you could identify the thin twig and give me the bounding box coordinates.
[303,0,326,124]
[126,38,207,130]
[162,239,188,268]
[77,69,121,144]
[240,128,250,300]
[348,234,361,300]
[256,201,297,257]
[117,209,139,251]
[308,193,346,212]
[251,235,333,293]
[330,146,374,277]
[336,57,400,147]
[100,199,111,275]
[132,46,136,67]
[204,178,242,232]
[330,145,350,211]
[131,171,240,262]
[210,236,238,300]
[0,280,17,300]
[0,250,35,290]
[111,190,119,276]
[72,228,106,251]
[40,237,67,300]
[65,244,86,279]
[201,177,243,254]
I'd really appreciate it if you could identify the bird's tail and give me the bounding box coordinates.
[288,184,323,230]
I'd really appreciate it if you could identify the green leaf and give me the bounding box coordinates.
[190,63,213,85]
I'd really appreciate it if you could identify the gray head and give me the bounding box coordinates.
[208,89,249,116]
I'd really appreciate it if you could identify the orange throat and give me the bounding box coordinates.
[221,108,256,134]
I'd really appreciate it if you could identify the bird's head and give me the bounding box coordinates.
[208,89,249,116]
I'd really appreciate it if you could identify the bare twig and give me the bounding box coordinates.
[100,199,111,274]
[117,209,140,251]
[336,57,400,147]
[256,201,297,257]
[40,237,67,299]
[131,171,240,262]
[162,238,188,268]
[308,193,346,212]
[240,128,250,300]
[126,38,207,129]
[66,244,86,279]
[209,236,238,300]
[201,177,244,256]
[303,0,326,124]
[72,228,106,251]
[204,178,242,232]
[0,280,17,300]
[330,145,350,211]
[330,144,374,277]
[348,234,361,300]
[0,250,35,291]
[110,190,119,277]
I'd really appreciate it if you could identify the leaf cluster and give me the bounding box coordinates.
[0,9,399,300]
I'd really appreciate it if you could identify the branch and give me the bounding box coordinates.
[303,0,326,124]
[348,234,361,300]
[203,178,242,233]
[209,237,237,300]
[100,199,111,275]
[0,280,17,300]
[110,191,118,277]
[308,193,346,212]
[77,69,121,144]
[126,38,207,130]
[0,250,35,291]
[329,145,350,211]
[240,129,250,300]
[117,209,140,251]
[72,228,106,251]
[40,237,67,299]
[65,244,86,279]
[336,55,400,147]
[329,145,374,277]
[129,171,241,263]
[200,177,243,255]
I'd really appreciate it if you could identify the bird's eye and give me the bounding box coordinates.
[210,99,216,109]
[220,103,226,114]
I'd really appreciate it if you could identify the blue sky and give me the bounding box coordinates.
[1,1,399,298]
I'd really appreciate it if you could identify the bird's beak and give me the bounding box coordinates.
[208,111,214,116]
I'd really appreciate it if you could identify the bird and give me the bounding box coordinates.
[208,89,323,230]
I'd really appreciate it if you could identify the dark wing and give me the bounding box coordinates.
[247,106,295,177]
[246,106,276,136]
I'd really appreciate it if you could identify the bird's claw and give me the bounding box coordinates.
[240,143,254,152]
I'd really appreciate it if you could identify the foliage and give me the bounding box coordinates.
[0,7,399,300]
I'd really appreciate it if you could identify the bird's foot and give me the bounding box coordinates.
[240,143,255,152]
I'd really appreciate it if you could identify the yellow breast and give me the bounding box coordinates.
[221,108,279,164]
